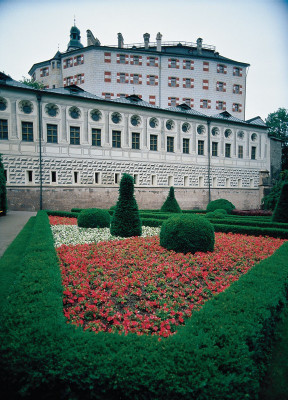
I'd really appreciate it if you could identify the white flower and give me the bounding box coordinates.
[51,225,160,248]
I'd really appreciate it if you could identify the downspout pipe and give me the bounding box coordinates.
[207,119,211,203]
[36,93,43,210]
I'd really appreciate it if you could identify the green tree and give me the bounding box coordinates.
[266,108,288,170]
[160,187,182,213]
[272,183,288,222]
[261,170,288,210]
[110,174,142,237]
[0,154,7,215]
[20,76,45,90]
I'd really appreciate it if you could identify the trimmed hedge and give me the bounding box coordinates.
[207,199,235,214]
[272,183,288,223]
[78,208,110,228]
[46,210,80,218]
[1,211,288,399]
[160,214,215,254]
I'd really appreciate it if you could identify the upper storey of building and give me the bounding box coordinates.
[28,27,250,120]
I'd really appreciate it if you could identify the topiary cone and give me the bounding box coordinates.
[160,187,182,213]
[110,173,142,237]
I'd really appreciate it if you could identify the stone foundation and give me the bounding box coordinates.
[7,186,261,211]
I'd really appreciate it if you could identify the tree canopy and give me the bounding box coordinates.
[266,108,288,170]
[20,77,45,90]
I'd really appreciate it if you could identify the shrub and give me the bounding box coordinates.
[206,209,228,219]
[110,174,142,237]
[206,199,235,214]
[160,214,215,254]
[262,170,288,210]
[160,187,182,213]
[0,154,7,216]
[272,183,288,223]
[77,208,110,228]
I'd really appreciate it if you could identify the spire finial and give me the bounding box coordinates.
[74,15,76,26]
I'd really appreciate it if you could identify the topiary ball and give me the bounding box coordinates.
[160,214,215,254]
[206,199,235,214]
[77,208,110,228]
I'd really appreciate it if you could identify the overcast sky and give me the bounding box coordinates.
[0,0,287,121]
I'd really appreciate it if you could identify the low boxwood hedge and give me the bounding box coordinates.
[1,211,288,399]
[46,210,79,218]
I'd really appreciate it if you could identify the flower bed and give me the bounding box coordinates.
[54,218,285,338]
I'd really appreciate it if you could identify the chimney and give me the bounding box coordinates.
[143,33,150,50]
[156,32,162,52]
[118,33,124,48]
[197,38,203,54]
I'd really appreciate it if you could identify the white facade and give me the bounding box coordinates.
[29,28,249,119]
[0,73,270,211]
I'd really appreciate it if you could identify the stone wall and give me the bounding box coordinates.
[7,186,261,212]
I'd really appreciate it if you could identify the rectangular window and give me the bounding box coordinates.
[217,64,226,74]
[167,136,174,153]
[170,59,177,68]
[183,138,190,154]
[22,122,33,142]
[103,93,112,99]
[233,84,240,94]
[238,145,243,159]
[184,78,191,88]
[73,171,79,184]
[225,143,231,158]
[233,67,240,76]
[47,124,58,143]
[170,77,177,87]
[133,55,140,65]
[149,57,156,66]
[119,73,126,83]
[132,132,140,150]
[27,170,33,183]
[202,100,208,108]
[217,82,224,91]
[76,55,82,65]
[251,146,256,160]
[133,174,139,185]
[217,101,224,110]
[119,54,126,64]
[132,74,139,84]
[151,175,157,185]
[94,172,100,184]
[51,171,57,183]
[150,135,158,151]
[149,75,156,85]
[212,142,218,157]
[184,60,193,69]
[70,126,80,145]
[115,173,120,184]
[92,128,101,146]
[198,140,204,155]
[183,98,192,107]
[0,119,8,140]
[112,130,121,148]
[170,97,177,107]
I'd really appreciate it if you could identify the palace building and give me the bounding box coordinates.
[0,71,279,211]
[28,26,249,120]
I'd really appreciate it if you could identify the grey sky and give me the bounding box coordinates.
[0,0,287,120]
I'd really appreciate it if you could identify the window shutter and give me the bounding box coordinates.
[74,57,77,66]
[104,52,111,63]
[176,77,179,87]
[176,59,179,69]
[203,62,209,71]
[116,54,120,64]
[203,80,209,90]
[239,85,243,94]
[147,75,150,85]
[155,75,159,86]
[139,56,142,66]
[223,82,226,92]
[130,55,134,65]
[168,59,172,68]
[139,75,142,85]
[125,55,129,64]
[168,77,171,87]
[239,68,243,77]
[63,77,67,86]
[208,100,211,109]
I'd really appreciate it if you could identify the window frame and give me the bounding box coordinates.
[47,124,58,144]
[21,121,33,142]
[70,126,80,145]
[150,134,158,151]
[132,132,140,150]
[112,130,121,148]
[92,128,101,147]
[0,119,8,140]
